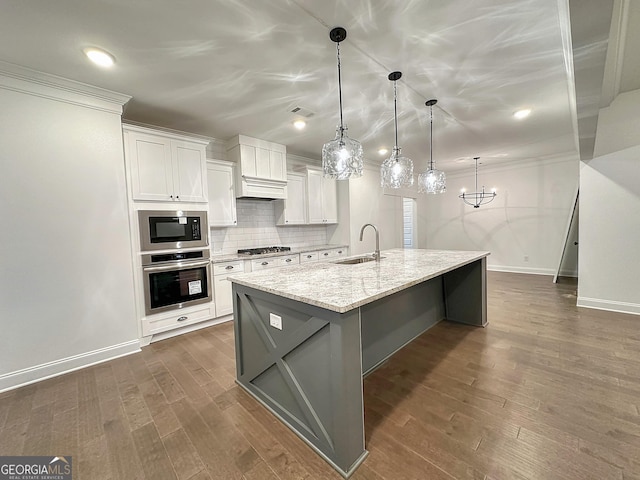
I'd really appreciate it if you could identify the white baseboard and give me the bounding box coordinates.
[487,265,555,276]
[577,297,640,316]
[0,340,141,393]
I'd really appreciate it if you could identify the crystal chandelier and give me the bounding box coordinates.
[380,71,414,188]
[459,157,497,208]
[322,27,363,180]
[418,99,446,194]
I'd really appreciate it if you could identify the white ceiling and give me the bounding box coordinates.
[1,0,636,171]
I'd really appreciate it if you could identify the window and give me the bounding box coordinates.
[403,197,416,249]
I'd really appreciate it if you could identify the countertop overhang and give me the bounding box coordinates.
[229,248,490,313]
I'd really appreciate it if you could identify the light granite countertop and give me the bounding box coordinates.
[229,248,490,313]
[209,244,349,264]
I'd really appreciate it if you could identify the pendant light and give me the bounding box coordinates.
[380,71,414,188]
[459,157,497,208]
[418,99,446,194]
[322,27,363,180]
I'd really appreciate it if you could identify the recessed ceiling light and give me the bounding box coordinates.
[293,120,306,130]
[378,148,388,156]
[83,48,115,68]
[513,108,531,120]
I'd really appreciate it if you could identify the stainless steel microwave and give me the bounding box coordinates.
[138,210,208,252]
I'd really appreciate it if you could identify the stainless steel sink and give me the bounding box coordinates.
[334,255,384,265]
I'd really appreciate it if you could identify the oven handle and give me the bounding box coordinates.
[143,260,211,273]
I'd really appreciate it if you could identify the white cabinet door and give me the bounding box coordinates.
[307,169,338,224]
[172,141,207,203]
[322,176,338,223]
[212,260,244,317]
[207,161,237,227]
[125,125,208,203]
[275,173,307,225]
[128,131,173,201]
[307,169,324,224]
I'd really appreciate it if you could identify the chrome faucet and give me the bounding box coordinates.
[359,223,380,261]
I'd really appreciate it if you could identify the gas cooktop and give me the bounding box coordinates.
[238,246,292,255]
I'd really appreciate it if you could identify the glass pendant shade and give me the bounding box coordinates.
[322,125,364,180]
[381,147,414,188]
[418,168,446,194]
[322,27,363,180]
[380,71,413,189]
[418,98,446,194]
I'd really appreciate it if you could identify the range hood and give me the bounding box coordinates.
[227,134,287,200]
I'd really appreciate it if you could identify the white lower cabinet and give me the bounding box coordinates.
[212,260,244,317]
[142,303,215,337]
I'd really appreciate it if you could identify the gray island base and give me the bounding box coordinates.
[230,249,489,477]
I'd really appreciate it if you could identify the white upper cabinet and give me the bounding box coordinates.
[307,168,338,224]
[124,124,208,203]
[275,173,307,225]
[207,160,237,227]
[227,135,287,199]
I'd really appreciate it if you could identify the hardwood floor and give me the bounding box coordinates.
[1,272,639,479]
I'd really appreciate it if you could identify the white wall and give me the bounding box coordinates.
[329,164,404,255]
[0,65,139,391]
[417,157,579,275]
[578,87,640,315]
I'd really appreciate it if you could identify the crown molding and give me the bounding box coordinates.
[0,60,131,114]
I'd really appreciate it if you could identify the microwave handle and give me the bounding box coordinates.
[143,260,211,272]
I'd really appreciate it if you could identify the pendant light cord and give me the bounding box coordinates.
[475,157,479,195]
[393,80,398,149]
[336,42,344,137]
[429,104,434,170]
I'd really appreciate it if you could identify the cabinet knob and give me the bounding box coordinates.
[234,220,237,224]
[286,258,292,262]
[225,265,234,270]
[324,252,329,256]
[306,255,312,258]
[261,261,269,266]
[338,250,343,254]
[177,316,188,322]
[176,195,180,200]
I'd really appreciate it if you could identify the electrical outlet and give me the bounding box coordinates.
[269,313,282,330]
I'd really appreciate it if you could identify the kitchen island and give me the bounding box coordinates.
[230,248,489,477]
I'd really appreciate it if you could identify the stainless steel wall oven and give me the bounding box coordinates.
[142,249,212,315]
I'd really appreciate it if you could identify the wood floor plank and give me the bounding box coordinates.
[225,401,315,480]
[161,427,206,480]
[51,407,78,457]
[138,378,182,438]
[170,397,244,480]
[131,422,178,480]
[21,402,54,455]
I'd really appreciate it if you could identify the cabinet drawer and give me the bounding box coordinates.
[251,258,280,270]
[279,255,300,267]
[318,248,348,261]
[142,303,214,337]
[212,260,244,276]
[300,251,319,263]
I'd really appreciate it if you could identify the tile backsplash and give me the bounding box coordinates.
[210,199,328,254]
